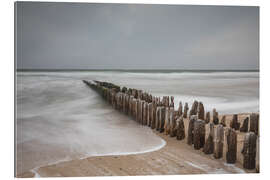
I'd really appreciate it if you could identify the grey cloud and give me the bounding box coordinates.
[16,2,259,70]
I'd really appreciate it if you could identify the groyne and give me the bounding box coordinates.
[83,80,259,172]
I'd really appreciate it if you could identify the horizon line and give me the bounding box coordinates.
[16,68,259,71]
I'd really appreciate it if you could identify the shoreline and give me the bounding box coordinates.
[17,112,258,177]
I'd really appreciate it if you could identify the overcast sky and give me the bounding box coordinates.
[16,2,259,70]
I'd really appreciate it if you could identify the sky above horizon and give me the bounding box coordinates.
[16,2,259,70]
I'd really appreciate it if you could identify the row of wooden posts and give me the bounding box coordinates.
[83,80,259,171]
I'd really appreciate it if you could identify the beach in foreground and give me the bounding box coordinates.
[18,113,258,177]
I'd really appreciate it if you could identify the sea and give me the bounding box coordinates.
[16,70,259,174]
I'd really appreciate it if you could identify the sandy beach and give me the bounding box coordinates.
[17,113,258,177]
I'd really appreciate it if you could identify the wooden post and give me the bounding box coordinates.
[115,92,120,110]
[203,123,214,154]
[119,93,123,111]
[205,111,210,124]
[164,107,170,135]
[132,89,137,98]
[197,102,205,120]
[242,132,257,169]
[250,113,259,135]
[176,115,185,140]
[226,128,237,163]
[156,107,160,131]
[183,103,189,118]
[131,98,135,119]
[143,102,148,125]
[240,117,249,132]
[138,100,142,123]
[170,96,174,108]
[187,115,197,145]
[169,109,177,137]
[138,90,142,100]
[147,103,153,127]
[151,104,156,129]
[220,115,226,127]
[214,124,224,159]
[141,101,145,125]
[178,101,183,116]
[121,86,127,93]
[149,94,153,103]
[230,114,240,130]
[189,100,198,118]
[193,119,206,150]
[129,96,134,116]
[123,94,126,113]
[213,108,219,125]
[136,99,140,122]
[256,137,259,173]
[159,107,166,133]
[120,93,124,111]
[111,91,116,109]
[125,94,130,115]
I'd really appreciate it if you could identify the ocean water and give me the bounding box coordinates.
[16,70,259,174]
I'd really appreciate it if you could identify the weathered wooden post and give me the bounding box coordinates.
[138,90,142,100]
[220,115,226,127]
[136,99,140,122]
[142,101,146,125]
[143,102,147,125]
[183,103,189,118]
[197,102,205,120]
[164,107,170,135]
[193,119,206,150]
[119,92,123,111]
[149,94,153,103]
[240,117,249,132]
[115,92,120,110]
[250,113,259,135]
[256,137,259,173]
[189,100,199,118]
[156,107,160,131]
[187,115,197,145]
[169,109,177,137]
[132,89,137,98]
[205,111,210,124]
[147,103,153,127]
[138,100,142,123]
[125,94,130,115]
[126,94,130,113]
[123,94,126,113]
[213,108,219,125]
[214,124,224,159]
[242,132,257,169]
[230,114,240,130]
[121,86,127,93]
[226,128,237,163]
[176,115,185,140]
[151,104,156,129]
[133,99,136,120]
[170,96,174,108]
[129,96,134,116]
[120,93,124,111]
[159,107,166,133]
[203,123,214,154]
[111,90,116,109]
[158,97,161,106]
[178,101,183,116]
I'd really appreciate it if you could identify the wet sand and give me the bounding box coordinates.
[17,113,258,177]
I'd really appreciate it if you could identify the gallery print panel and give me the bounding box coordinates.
[15,1,259,177]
